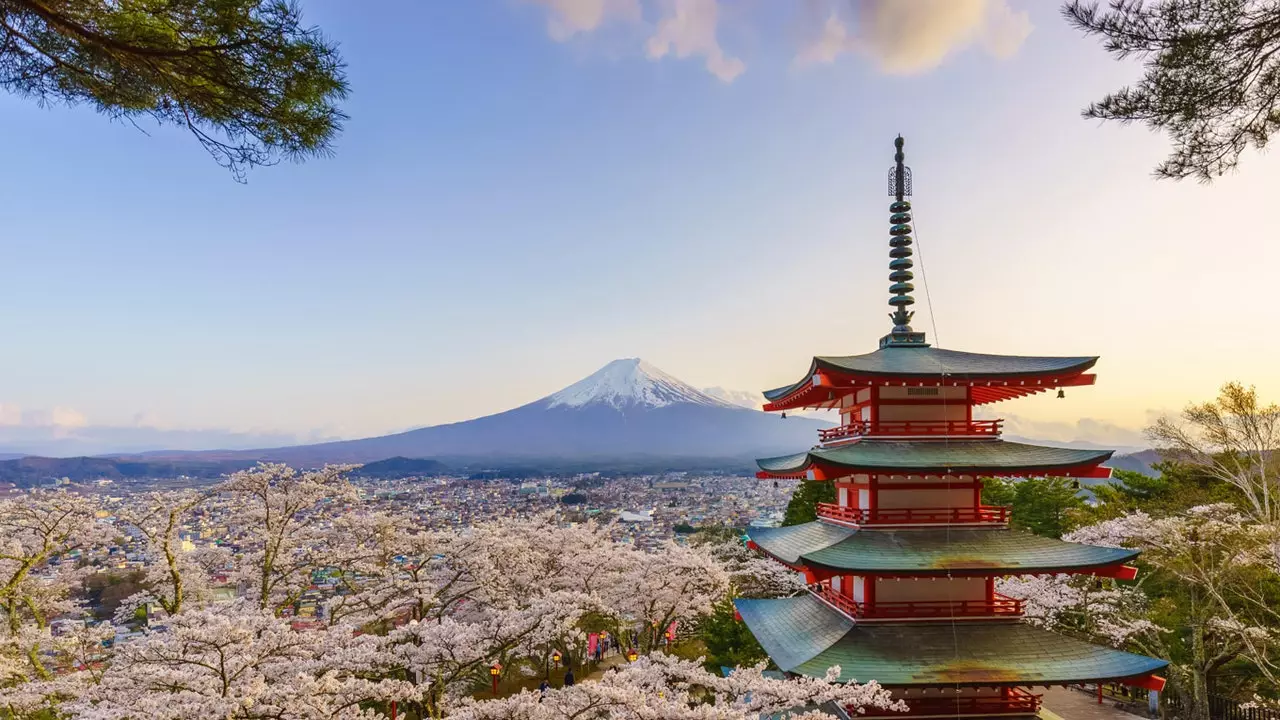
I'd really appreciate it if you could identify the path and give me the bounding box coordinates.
[1042,686,1150,720]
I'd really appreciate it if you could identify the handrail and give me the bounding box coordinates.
[810,584,1024,620]
[865,690,1041,717]
[816,503,1010,526]
[819,419,1002,442]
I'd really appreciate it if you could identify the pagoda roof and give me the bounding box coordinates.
[735,594,1167,687]
[762,347,1097,409]
[747,522,1138,575]
[756,439,1113,479]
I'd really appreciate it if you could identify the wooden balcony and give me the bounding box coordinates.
[810,584,1024,621]
[860,688,1042,717]
[819,419,1002,443]
[816,502,1010,526]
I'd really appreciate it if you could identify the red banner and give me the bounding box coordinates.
[588,633,599,657]
[665,622,677,642]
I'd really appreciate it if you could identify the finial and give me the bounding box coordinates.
[881,135,928,349]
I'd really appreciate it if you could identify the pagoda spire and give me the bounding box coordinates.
[881,135,929,349]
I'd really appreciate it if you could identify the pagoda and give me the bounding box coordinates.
[735,137,1168,719]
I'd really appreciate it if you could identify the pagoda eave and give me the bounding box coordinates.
[745,522,1140,577]
[735,595,1169,688]
[761,351,1099,412]
[797,559,1141,580]
[756,461,1113,481]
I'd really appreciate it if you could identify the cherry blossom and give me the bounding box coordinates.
[446,653,903,720]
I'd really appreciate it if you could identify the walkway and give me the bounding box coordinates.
[1042,686,1150,720]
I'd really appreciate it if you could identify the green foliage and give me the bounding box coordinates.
[1065,0,1280,181]
[697,596,766,672]
[981,476,1086,538]
[781,480,834,527]
[0,0,348,179]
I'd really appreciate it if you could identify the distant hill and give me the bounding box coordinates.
[353,456,449,479]
[1104,450,1162,477]
[0,456,258,486]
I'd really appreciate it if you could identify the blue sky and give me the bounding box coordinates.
[2,0,1278,454]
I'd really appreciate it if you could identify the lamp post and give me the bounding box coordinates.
[551,651,562,667]
[490,663,502,696]
[626,649,638,663]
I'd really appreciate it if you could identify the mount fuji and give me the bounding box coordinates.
[164,359,830,466]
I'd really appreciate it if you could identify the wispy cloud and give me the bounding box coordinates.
[528,0,642,41]
[523,0,1031,82]
[645,0,743,82]
[981,410,1151,452]
[797,0,1033,73]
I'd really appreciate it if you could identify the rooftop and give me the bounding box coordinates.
[761,347,1098,410]
[756,439,1113,479]
[735,594,1168,687]
[747,521,1138,575]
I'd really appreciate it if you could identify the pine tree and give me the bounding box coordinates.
[781,480,835,526]
[1066,0,1280,181]
[0,0,347,179]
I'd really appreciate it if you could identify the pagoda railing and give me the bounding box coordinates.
[819,419,1002,443]
[810,584,1024,620]
[816,503,1010,526]
[857,688,1041,717]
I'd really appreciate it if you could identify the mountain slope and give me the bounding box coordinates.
[156,359,830,465]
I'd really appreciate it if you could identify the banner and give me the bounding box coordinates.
[588,633,599,658]
[665,622,677,642]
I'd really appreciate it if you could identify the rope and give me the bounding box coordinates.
[910,191,965,716]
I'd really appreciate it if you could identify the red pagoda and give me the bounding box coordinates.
[735,137,1167,718]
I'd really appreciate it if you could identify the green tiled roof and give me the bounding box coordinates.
[763,347,1097,401]
[756,440,1112,475]
[748,521,856,565]
[748,522,1138,575]
[736,595,1167,687]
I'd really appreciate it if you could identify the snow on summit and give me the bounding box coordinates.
[544,358,738,410]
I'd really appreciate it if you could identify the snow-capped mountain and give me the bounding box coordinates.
[168,359,831,465]
[548,359,736,410]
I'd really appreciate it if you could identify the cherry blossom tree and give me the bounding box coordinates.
[701,537,805,600]
[72,601,414,720]
[1,491,109,683]
[1148,383,1280,566]
[109,490,232,622]
[2,471,907,720]
[216,463,359,611]
[1002,505,1280,720]
[446,653,904,720]
[606,540,730,654]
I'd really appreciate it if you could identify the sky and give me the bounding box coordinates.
[2,0,1278,455]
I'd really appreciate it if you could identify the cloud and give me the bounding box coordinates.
[0,403,89,429]
[646,0,744,82]
[529,0,642,41]
[526,0,742,82]
[796,0,1034,74]
[51,406,88,429]
[524,0,1029,81]
[981,410,1151,452]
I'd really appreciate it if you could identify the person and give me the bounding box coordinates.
[563,668,575,687]
[538,679,550,698]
